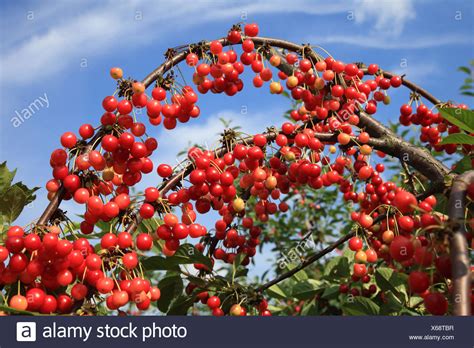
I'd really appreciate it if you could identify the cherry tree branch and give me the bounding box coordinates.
[257,230,356,292]
[37,35,450,232]
[447,170,474,316]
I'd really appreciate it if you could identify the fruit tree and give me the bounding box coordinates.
[0,23,473,316]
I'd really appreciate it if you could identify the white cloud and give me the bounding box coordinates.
[354,0,415,36]
[0,0,425,86]
[3,0,343,85]
[306,33,472,49]
[389,61,438,84]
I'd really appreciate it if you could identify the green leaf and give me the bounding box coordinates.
[439,133,474,145]
[141,256,180,271]
[233,252,246,269]
[172,244,213,269]
[438,108,474,133]
[266,284,288,300]
[156,272,183,313]
[379,291,403,315]
[142,244,212,271]
[461,91,474,97]
[286,263,308,282]
[300,302,319,315]
[342,297,380,315]
[292,279,323,300]
[454,156,472,174]
[167,294,195,315]
[323,256,350,278]
[375,267,408,301]
[0,162,16,193]
[321,285,340,300]
[0,185,28,223]
[0,304,41,316]
[458,66,471,75]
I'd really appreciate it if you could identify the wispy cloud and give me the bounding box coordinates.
[389,61,439,84]
[0,0,425,85]
[3,0,343,85]
[353,0,416,36]
[306,33,472,50]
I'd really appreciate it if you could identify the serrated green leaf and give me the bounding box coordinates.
[438,108,474,133]
[172,243,213,270]
[379,291,403,315]
[292,279,323,300]
[0,162,16,193]
[342,297,380,315]
[323,256,350,278]
[266,284,287,300]
[156,272,183,313]
[142,244,212,271]
[375,267,408,301]
[321,285,340,300]
[0,185,28,223]
[167,294,195,315]
[300,302,319,315]
[439,133,474,145]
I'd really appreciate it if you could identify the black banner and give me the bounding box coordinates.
[0,316,472,348]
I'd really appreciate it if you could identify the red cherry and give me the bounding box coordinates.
[24,234,42,251]
[40,295,58,314]
[79,124,94,139]
[207,296,221,309]
[157,164,173,178]
[122,252,138,269]
[353,263,367,277]
[60,132,77,148]
[97,277,115,294]
[102,96,118,112]
[57,294,73,314]
[349,237,363,251]
[71,283,88,300]
[85,253,102,270]
[118,232,133,249]
[408,271,430,294]
[389,236,414,262]
[244,23,259,37]
[136,233,153,251]
[9,253,28,272]
[424,293,448,315]
[26,288,46,311]
[393,190,417,214]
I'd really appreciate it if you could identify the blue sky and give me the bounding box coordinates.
[0,0,473,277]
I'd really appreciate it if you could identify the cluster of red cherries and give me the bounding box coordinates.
[1,22,470,316]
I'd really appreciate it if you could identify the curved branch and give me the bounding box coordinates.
[371,69,442,105]
[123,126,387,235]
[257,230,356,292]
[37,35,450,232]
[447,170,474,316]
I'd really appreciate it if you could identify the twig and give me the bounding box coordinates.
[257,230,356,292]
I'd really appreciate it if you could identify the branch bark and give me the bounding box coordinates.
[257,230,356,292]
[447,170,474,316]
[37,35,450,228]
